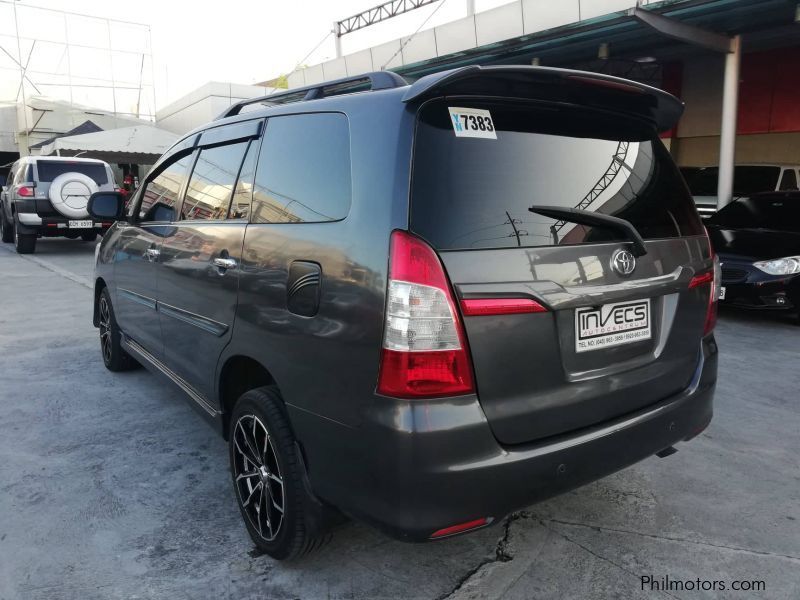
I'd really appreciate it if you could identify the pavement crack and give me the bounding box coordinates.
[547,518,800,563]
[436,511,528,600]
[538,518,682,600]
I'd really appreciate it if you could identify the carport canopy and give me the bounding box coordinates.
[39,125,178,164]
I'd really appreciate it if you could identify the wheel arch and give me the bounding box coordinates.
[218,355,285,440]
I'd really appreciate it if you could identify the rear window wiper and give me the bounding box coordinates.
[528,205,648,256]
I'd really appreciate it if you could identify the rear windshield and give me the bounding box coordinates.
[708,196,800,232]
[36,161,109,185]
[681,166,781,197]
[411,100,702,251]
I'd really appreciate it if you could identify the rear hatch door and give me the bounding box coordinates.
[410,97,711,445]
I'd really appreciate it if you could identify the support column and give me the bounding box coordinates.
[717,35,741,210]
[333,22,342,58]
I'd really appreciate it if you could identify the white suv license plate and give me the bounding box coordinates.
[68,220,93,229]
[575,299,651,353]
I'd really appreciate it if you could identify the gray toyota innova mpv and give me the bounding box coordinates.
[89,66,719,560]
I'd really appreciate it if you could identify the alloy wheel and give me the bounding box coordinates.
[98,296,112,365]
[233,414,285,542]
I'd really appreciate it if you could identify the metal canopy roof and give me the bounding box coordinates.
[39,125,178,164]
[395,0,798,80]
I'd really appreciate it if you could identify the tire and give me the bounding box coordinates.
[229,386,329,560]
[0,207,13,243]
[98,287,139,371]
[81,232,97,242]
[48,172,98,219]
[13,218,36,254]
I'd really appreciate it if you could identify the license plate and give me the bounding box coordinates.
[68,220,93,228]
[575,299,651,353]
[719,286,726,300]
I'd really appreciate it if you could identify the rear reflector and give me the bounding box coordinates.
[461,298,547,316]
[377,231,475,399]
[430,517,491,539]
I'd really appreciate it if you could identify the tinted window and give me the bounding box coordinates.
[182,141,249,220]
[37,161,108,185]
[709,196,800,232]
[230,140,258,220]
[139,153,193,222]
[681,166,783,197]
[251,113,350,223]
[779,169,798,191]
[411,101,703,251]
[734,166,781,195]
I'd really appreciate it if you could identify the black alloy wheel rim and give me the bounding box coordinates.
[233,414,285,542]
[98,296,112,365]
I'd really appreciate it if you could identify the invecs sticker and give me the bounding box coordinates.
[448,107,497,139]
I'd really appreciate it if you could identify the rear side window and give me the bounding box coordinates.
[36,161,108,185]
[778,169,798,191]
[251,113,351,223]
[181,140,250,221]
[411,100,703,251]
[733,166,781,194]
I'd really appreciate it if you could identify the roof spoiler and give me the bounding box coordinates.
[402,65,684,132]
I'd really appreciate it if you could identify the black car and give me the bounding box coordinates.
[707,192,800,321]
[87,66,718,560]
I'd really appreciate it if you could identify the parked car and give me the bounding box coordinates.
[89,66,718,560]
[707,191,800,321]
[0,156,117,254]
[680,164,800,219]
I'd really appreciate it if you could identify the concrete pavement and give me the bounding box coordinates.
[0,238,798,599]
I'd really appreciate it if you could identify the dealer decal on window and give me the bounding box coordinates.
[448,107,497,139]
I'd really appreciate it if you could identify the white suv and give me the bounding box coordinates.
[0,156,117,254]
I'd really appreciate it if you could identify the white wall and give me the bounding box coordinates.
[285,0,669,88]
[156,82,269,135]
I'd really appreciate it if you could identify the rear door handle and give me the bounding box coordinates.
[212,257,237,270]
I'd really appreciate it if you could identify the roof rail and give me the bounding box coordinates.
[216,71,407,120]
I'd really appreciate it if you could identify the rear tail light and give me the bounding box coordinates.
[689,231,720,336]
[377,231,475,399]
[16,185,34,197]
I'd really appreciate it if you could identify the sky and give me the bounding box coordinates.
[0,0,513,114]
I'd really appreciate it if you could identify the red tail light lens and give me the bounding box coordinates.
[377,231,475,399]
[461,297,547,316]
[17,185,34,197]
[691,232,720,336]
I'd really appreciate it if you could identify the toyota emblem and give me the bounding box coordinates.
[611,249,636,277]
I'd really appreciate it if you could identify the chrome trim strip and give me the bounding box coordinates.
[561,266,685,297]
[157,302,228,337]
[17,213,42,225]
[122,337,220,416]
[118,287,157,310]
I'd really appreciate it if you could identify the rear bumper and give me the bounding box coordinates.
[15,213,110,236]
[294,337,718,541]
